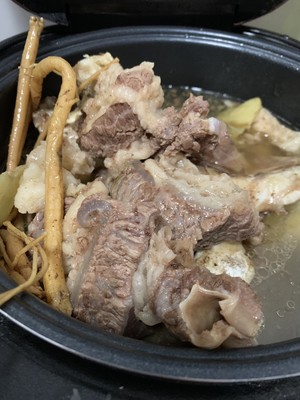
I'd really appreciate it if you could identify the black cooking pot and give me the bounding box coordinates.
[11,0,289,29]
[1,1,300,398]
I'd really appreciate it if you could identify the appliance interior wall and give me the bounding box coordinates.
[1,27,300,365]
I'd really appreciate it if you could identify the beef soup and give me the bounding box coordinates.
[1,25,300,382]
[2,49,300,349]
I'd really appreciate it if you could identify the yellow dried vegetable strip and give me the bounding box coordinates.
[2,221,48,283]
[6,270,43,298]
[0,222,47,305]
[34,118,50,148]
[0,247,38,306]
[0,229,31,274]
[11,233,47,269]
[31,56,77,315]
[0,235,13,268]
[7,16,44,173]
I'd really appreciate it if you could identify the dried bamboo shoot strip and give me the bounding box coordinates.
[7,16,44,172]
[31,56,77,315]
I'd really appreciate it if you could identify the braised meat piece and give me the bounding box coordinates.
[58,56,267,348]
[78,60,245,172]
[80,61,164,137]
[133,227,263,348]
[67,193,158,335]
[64,190,263,347]
[63,160,262,345]
[79,103,144,158]
[106,156,262,249]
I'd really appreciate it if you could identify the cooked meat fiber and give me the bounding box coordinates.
[79,103,144,158]
[165,95,247,173]
[107,156,262,248]
[133,228,263,348]
[115,67,154,90]
[69,193,158,335]
[66,192,263,347]
[63,150,263,346]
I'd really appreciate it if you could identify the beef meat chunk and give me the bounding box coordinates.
[79,102,144,158]
[78,59,245,172]
[67,193,158,335]
[106,156,262,249]
[133,227,263,349]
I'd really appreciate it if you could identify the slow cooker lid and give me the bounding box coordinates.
[14,0,288,30]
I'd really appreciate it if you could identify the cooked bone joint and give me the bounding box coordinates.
[80,61,163,135]
[179,277,262,348]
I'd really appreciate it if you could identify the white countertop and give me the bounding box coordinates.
[0,0,300,42]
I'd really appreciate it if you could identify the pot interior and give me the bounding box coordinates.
[1,26,300,382]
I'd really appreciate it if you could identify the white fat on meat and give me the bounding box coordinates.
[81,62,125,131]
[233,166,300,213]
[179,282,259,349]
[106,154,262,247]
[195,242,255,284]
[73,52,115,86]
[113,62,164,130]
[14,141,81,214]
[104,136,158,175]
[133,227,175,326]
[62,125,95,179]
[32,100,96,180]
[144,154,249,212]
